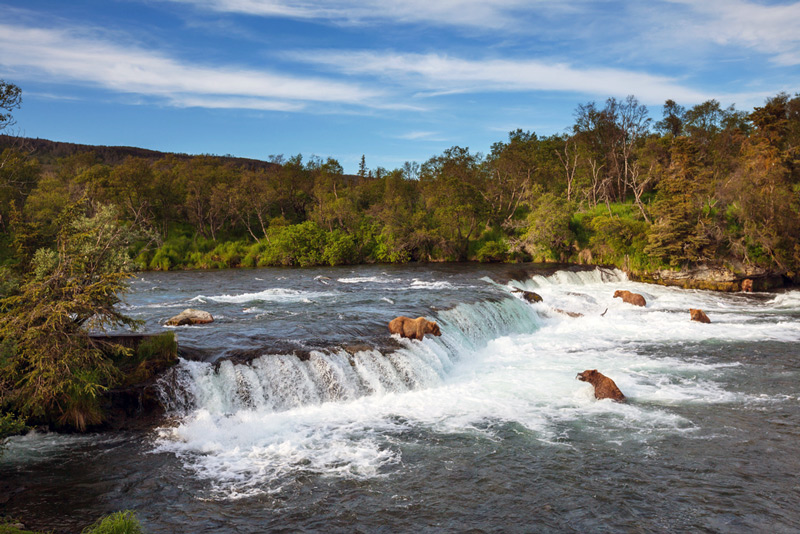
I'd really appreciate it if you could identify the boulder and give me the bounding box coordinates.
[166,308,214,326]
[690,308,711,323]
[512,289,543,303]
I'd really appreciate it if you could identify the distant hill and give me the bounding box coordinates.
[0,134,280,171]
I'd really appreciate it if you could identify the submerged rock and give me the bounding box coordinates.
[166,308,214,326]
[512,289,543,303]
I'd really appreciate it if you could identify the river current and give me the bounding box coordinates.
[2,263,799,533]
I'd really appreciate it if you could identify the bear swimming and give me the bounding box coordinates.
[576,369,626,401]
[388,316,442,341]
[613,290,646,307]
[690,308,711,323]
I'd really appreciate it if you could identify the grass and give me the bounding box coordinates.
[82,511,144,534]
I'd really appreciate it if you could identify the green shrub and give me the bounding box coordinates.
[82,510,143,534]
[475,239,508,262]
[323,230,360,265]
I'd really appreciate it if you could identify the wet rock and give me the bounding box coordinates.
[635,264,787,292]
[552,308,584,318]
[166,308,214,326]
[512,289,543,303]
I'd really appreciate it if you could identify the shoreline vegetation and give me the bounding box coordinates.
[4,94,800,290]
[1,81,799,437]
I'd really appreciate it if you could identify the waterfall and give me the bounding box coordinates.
[157,293,544,416]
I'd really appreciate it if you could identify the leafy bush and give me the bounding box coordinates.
[81,511,143,534]
[522,192,576,261]
[475,239,509,262]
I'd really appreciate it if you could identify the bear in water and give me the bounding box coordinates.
[690,308,711,323]
[613,290,646,307]
[388,316,442,341]
[576,369,626,401]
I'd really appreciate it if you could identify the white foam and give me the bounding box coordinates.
[768,291,800,309]
[409,279,457,290]
[193,288,336,304]
[154,267,797,499]
[337,276,401,284]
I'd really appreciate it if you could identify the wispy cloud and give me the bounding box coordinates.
[666,0,800,66]
[0,23,383,111]
[289,50,713,105]
[159,0,540,30]
[395,131,446,141]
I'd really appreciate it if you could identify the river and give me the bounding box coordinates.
[2,264,799,533]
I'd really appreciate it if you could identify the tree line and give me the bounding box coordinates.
[4,93,799,276]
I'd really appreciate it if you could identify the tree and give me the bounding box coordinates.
[645,138,713,265]
[520,189,576,261]
[420,146,488,260]
[0,80,22,132]
[0,201,143,430]
[655,99,686,137]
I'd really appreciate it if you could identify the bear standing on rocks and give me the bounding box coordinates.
[388,316,442,341]
[577,369,626,401]
[613,290,646,307]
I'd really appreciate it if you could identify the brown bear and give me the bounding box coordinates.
[388,316,442,341]
[613,290,646,307]
[576,369,626,401]
[741,279,754,292]
[690,308,711,323]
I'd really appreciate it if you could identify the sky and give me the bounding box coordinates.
[1,1,799,173]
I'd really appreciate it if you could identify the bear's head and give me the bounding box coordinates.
[576,369,598,382]
[613,290,624,298]
[425,321,442,336]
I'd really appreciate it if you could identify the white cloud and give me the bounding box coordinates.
[0,23,382,110]
[159,0,564,30]
[289,50,713,105]
[665,0,800,65]
[396,131,445,141]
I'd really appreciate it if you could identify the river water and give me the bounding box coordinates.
[2,264,799,533]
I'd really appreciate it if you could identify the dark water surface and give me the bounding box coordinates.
[2,264,799,533]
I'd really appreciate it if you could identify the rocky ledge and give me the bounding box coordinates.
[632,263,790,292]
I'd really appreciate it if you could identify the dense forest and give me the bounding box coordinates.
[2,93,800,281]
[1,80,799,432]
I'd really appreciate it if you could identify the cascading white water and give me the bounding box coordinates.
[151,266,800,500]
[157,290,544,416]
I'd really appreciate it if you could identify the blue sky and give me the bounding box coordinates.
[1,0,799,173]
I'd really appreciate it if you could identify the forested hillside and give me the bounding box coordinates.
[2,93,799,281]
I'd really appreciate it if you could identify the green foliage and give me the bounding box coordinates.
[521,191,576,261]
[0,411,26,456]
[0,516,40,534]
[475,239,509,262]
[0,201,143,430]
[3,82,799,276]
[81,511,143,534]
